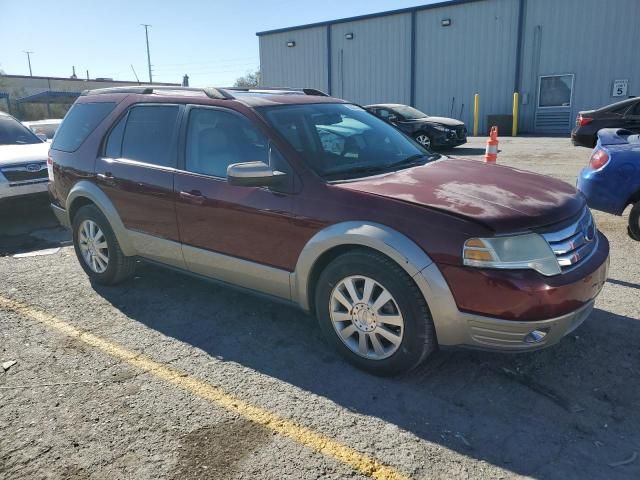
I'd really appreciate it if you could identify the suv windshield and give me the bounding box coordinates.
[390,105,428,120]
[0,115,42,146]
[260,103,437,180]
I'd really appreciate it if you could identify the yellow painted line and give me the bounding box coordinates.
[0,296,409,480]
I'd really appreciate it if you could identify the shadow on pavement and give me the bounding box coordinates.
[94,262,640,480]
[0,195,71,256]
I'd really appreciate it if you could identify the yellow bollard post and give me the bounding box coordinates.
[473,93,479,137]
[512,92,519,137]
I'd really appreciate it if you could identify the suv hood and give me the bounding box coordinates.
[335,158,584,232]
[0,143,49,166]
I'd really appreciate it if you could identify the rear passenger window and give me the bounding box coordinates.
[104,115,126,158]
[52,102,115,152]
[121,105,179,167]
[185,108,268,177]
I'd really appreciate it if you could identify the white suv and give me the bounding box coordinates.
[0,111,50,200]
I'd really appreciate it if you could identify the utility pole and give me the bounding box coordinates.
[24,51,34,76]
[141,24,152,83]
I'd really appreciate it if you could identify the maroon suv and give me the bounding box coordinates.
[49,86,609,375]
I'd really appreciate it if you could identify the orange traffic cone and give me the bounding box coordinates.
[484,126,499,163]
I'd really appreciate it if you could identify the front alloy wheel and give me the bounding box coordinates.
[316,250,437,376]
[414,133,432,148]
[330,275,404,360]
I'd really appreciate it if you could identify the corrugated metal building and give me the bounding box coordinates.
[258,0,640,134]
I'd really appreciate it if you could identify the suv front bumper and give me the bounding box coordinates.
[414,252,608,352]
[452,300,593,351]
[0,176,48,200]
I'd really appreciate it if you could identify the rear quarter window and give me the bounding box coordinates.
[52,102,115,152]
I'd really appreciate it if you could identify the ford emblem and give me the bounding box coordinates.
[26,163,42,172]
[584,224,595,242]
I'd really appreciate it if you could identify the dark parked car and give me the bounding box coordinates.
[571,97,640,148]
[577,128,640,240]
[365,103,466,149]
[49,86,608,375]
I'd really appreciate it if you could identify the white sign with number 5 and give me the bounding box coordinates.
[612,79,628,97]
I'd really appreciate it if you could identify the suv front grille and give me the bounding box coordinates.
[456,126,467,139]
[1,162,48,183]
[541,208,597,270]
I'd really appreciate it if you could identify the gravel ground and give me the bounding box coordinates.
[0,137,638,480]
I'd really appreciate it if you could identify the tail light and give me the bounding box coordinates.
[590,149,609,170]
[47,154,54,182]
[577,115,593,127]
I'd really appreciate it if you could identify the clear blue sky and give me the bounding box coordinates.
[0,0,434,87]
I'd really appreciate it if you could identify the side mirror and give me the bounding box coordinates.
[36,133,48,142]
[227,161,287,188]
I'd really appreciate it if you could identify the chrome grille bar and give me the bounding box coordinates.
[542,208,597,269]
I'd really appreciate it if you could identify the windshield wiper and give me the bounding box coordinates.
[324,153,440,181]
[387,152,438,169]
[323,165,392,180]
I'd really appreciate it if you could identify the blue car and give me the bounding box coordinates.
[577,128,640,240]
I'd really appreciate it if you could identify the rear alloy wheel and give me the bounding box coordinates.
[78,219,109,274]
[316,250,437,376]
[72,204,136,285]
[628,202,640,241]
[414,133,432,149]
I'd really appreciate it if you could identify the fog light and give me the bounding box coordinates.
[524,329,549,344]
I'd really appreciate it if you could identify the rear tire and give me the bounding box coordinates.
[72,204,136,285]
[315,249,437,376]
[628,202,640,241]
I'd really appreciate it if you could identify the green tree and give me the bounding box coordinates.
[0,67,8,113]
[233,69,261,88]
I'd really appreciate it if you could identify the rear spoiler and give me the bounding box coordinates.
[596,128,638,146]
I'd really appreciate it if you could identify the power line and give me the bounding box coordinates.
[153,66,258,75]
[153,56,257,68]
[153,64,257,73]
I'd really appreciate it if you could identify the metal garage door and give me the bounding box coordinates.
[535,74,574,134]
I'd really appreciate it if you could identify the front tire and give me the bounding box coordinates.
[628,202,640,241]
[72,204,136,285]
[315,250,437,376]
[414,132,433,149]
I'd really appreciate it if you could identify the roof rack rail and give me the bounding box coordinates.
[79,85,330,100]
[81,86,234,100]
[222,87,330,97]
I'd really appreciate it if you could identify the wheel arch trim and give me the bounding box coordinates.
[292,221,434,311]
[66,180,136,256]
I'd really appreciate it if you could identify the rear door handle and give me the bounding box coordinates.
[97,172,116,186]
[179,190,205,205]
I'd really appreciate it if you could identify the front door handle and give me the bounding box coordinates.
[179,190,205,205]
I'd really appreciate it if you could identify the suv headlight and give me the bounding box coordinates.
[432,124,451,132]
[463,233,561,276]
